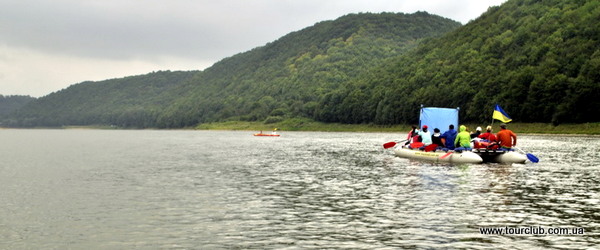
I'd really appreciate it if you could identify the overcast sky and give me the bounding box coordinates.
[1,0,506,97]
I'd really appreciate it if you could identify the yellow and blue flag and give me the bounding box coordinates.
[493,104,512,123]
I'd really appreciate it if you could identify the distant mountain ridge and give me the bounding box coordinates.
[8,12,461,127]
[156,12,462,127]
[7,0,600,128]
[10,71,197,127]
[324,0,600,125]
[0,95,35,121]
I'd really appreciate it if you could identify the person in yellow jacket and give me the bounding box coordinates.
[454,125,471,148]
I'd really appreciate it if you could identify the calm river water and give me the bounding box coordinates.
[0,129,598,249]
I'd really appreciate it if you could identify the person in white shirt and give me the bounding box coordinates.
[418,125,432,145]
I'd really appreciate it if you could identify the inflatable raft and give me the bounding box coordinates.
[389,106,536,164]
[393,146,528,164]
[472,148,527,164]
[394,146,483,164]
[471,140,528,163]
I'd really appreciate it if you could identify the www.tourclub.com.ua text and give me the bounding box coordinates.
[480,226,585,235]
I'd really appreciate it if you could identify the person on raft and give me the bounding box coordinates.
[496,123,517,149]
[470,126,482,138]
[418,125,432,145]
[478,125,497,142]
[405,125,419,145]
[441,124,458,150]
[454,125,472,148]
[432,128,445,146]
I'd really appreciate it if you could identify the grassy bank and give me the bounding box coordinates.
[196,118,404,132]
[478,122,600,135]
[196,118,600,135]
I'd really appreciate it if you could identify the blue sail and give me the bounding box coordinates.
[419,107,459,134]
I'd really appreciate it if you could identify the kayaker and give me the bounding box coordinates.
[441,124,458,150]
[418,125,432,145]
[496,123,517,149]
[454,125,471,148]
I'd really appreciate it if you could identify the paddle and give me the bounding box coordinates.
[515,147,540,163]
[383,139,408,149]
[440,152,452,159]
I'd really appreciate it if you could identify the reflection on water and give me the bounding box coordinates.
[0,130,598,249]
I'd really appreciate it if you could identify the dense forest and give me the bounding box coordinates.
[7,12,460,128]
[0,95,35,120]
[5,0,600,128]
[8,71,197,127]
[322,0,600,125]
[156,12,461,128]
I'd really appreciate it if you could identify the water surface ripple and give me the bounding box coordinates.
[0,130,598,249]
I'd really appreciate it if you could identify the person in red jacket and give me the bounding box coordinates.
[496,124,517,149]
[478,125,497,142]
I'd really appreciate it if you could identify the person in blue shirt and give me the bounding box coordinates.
[441,124,458,150]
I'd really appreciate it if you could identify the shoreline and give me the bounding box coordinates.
[195,119,600,135]
[3,120,599,135]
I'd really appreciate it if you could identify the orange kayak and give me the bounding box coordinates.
[254,133,280,136]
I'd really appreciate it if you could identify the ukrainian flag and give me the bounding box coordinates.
[493,104,512,123]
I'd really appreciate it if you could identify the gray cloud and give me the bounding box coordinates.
[3,1,237,60]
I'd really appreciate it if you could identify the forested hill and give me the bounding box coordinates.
[7,12,461,128]
[9,71,198,127]
[0,95,35,119]
[155,12,462,128]
[8,0,600,128]
[324,0,600,125]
